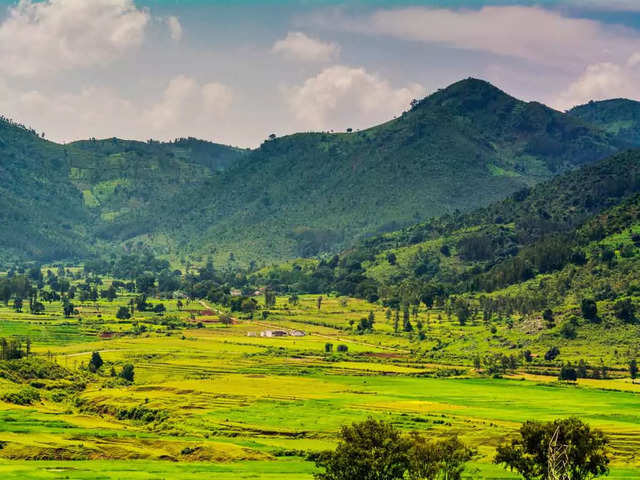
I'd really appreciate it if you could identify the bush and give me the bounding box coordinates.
[613,298,635,323]
[544,346,560,361]
[560,321,577,339]
[559,364,578,381]
[581,299,598,322]
[2,387,41,405]
[120,364,134,382]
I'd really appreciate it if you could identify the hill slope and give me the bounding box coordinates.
[0,118,90,261]
[0,78,629,264]
[569,98,640,146]
[133,78,620,264]
[262,149,640,302]
[0,118,246,262]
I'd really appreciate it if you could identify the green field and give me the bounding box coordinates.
[0,291,638,479]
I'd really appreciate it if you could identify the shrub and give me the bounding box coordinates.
[544,346,560,361]
[120,364,134,382]
[560,321,577,339]
[116,306,131,320]
[613,298,635,323]
[2,387,41,405]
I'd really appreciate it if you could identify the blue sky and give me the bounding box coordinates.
[1,0,640,146]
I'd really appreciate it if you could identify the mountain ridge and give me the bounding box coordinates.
[0,78,634,265]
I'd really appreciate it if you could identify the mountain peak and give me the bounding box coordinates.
[412,78,517,115]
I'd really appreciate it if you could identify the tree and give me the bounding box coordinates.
[543,308,555,328]
[89,351,104,372]
[408,434,473,480]
[495,418,609,480]
[314,419,411,480]
[116,306,131,320]
[288,293,299,306]
[452,298,472,326]
[559,363,578,382]
[613,298,635,323]
[629,358,638,382]
[120,364,135,382]
[13,297,23,313]
[545,346,560,361]
[264,288,277,308]
[63,301,75,318]
[153,303,166,315]
[581,299,598,322]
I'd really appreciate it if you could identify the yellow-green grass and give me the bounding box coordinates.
[1,291,639,478]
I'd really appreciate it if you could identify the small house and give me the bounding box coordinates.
[260,330,288,337]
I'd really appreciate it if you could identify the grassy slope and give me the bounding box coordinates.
[0,292,639,478]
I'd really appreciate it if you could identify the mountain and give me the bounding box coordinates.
[67,137,247,244]
[130,78,620,264]
[569,98,640,146]
[253,149,640,308]
[0,117,90,262]
[0,78,628,265]
[0,117,246,263]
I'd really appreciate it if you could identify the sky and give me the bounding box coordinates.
[2,0,640,147]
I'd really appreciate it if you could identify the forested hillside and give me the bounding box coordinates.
[128,79,621,264]
[569,98,640,146]
[0,78,635,265]
[0,118,90,261]
[254,149,640,311]
[0,120,246,262]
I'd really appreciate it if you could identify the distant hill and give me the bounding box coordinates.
[569,98,640,146]
[0,78,630,265]
[0,117,90,261]
[254,149,640,306]
[134,78,620,264]
[0,118,246,263]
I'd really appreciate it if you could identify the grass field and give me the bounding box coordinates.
[0,292,638,478]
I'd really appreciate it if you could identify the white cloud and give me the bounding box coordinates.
[554,55,640,109]
[166,15,182,41]
[316,6,640,70]
[287,65,424,130]
[272,31,340,62]
[0,75,233,142]
[0,0,150,77]
[145,75,233,130]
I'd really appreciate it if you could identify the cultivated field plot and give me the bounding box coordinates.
[0,295,638,479]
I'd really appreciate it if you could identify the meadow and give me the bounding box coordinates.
[0,293,639,479]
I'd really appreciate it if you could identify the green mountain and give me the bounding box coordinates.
[127,79,620,264]
[569,98,640,145]
[0,78,631,265]
[262,149,640,304]
[0,117,90,261]
[0,118,246,263]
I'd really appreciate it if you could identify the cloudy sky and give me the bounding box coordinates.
[2,0,640,147]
